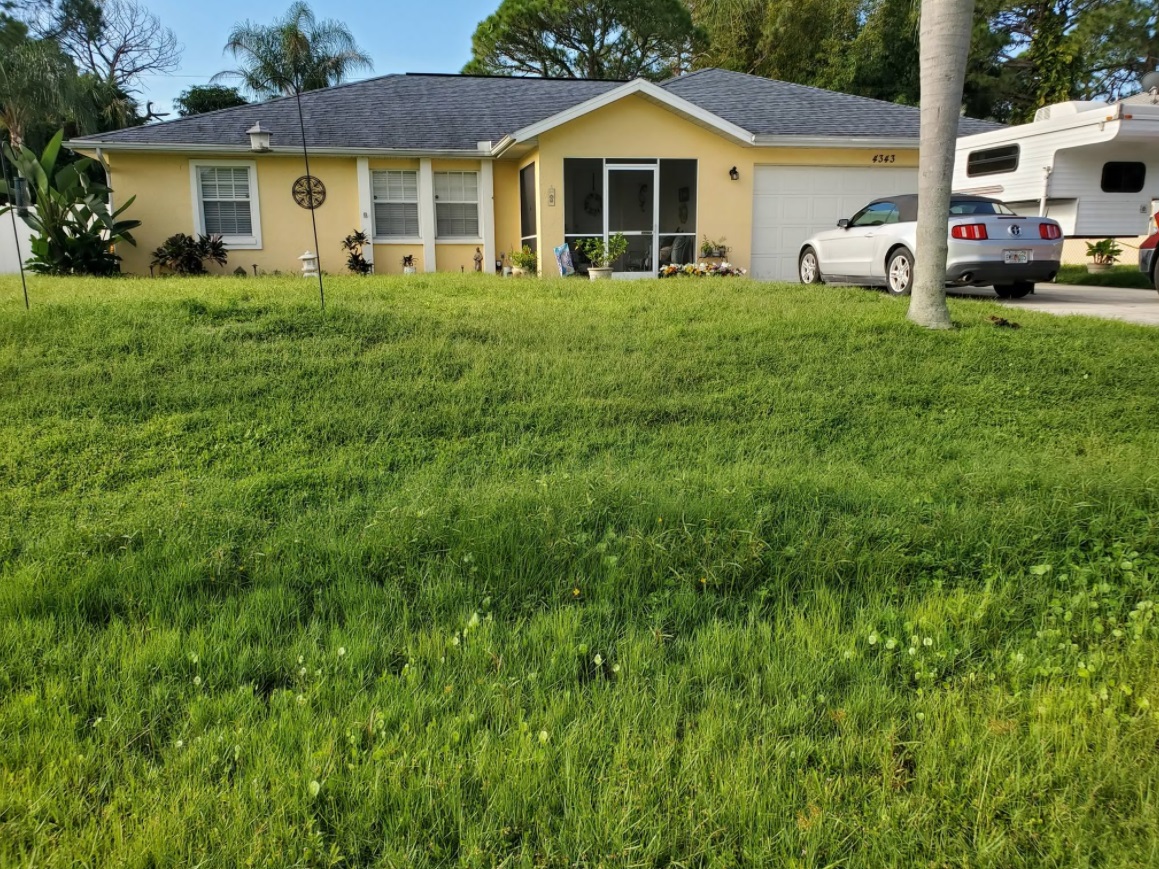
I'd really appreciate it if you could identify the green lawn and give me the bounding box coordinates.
[1056,264,1154,289]
[2,274,1159,868]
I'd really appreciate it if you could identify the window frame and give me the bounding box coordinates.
[1100,161,1146,194]
[966,145,1020,178]
[519,163,537,251]
[189,160,262,249]
[371,169,421,241]
[433,170,480,240]
[850,201,898,227]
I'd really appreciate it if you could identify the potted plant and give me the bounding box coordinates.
[577,233,629,280]
[700,235,728,258]
[509,245,537,276]
[1085,238,1122,273]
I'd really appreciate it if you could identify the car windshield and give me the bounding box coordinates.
[949,200,1016,216]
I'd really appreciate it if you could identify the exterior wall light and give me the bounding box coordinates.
[728,166,739,181]
[247,123,271,152]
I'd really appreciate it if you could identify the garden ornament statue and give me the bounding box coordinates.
[474,247,483,271]
[299,250,319,278]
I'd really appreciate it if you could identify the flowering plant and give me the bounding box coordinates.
[658,261,747,278]
[509,245,538,270]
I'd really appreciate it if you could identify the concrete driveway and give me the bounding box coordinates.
[950,283,1159,326]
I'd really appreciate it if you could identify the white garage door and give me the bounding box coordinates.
[751,165,918,282]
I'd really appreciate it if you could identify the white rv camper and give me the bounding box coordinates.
[954,98,1159,238]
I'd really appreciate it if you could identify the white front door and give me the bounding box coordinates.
[605,164,658,276]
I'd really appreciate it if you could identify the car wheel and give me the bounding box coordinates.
[885,248,914,296]
[994,282,1033,299]
[799,247,823,285]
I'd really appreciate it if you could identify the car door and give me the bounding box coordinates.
[823,202,898,280]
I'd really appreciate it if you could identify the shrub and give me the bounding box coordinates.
[577,233,629,268]
[151,233,228,275]
[341,230,372,275]
[508,245,537,271]
[0,130,140,276]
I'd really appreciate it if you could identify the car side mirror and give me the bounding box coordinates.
[837,218,850,229]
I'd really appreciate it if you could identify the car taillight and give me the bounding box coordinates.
[1039,223,1062,240]
[951,224,989,240]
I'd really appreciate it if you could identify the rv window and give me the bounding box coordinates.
[966,145,1020,177]
[1101,162,1146,194]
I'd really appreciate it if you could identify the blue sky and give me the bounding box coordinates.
[136,0,499,115]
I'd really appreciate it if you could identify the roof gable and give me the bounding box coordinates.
[500,79,754,149]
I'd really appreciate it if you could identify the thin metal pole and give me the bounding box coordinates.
[0,143,30,310]
[294,87,324,311]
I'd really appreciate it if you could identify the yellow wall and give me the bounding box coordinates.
[493,160,522,258]
[103,152,360,275]
[435,243,487,273]
[534,94,919,273]
[371,243,425,273]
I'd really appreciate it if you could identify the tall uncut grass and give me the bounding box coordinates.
[2,273,1158,867]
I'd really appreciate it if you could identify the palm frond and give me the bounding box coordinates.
[214,2,372,98]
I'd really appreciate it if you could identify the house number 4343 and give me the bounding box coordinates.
[872,154,897,164]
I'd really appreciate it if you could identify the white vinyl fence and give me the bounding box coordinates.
[1,209,34,274]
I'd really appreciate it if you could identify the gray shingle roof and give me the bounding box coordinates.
[77,74,621,151]
[662,68,1002,138]
[73,68,1003,150]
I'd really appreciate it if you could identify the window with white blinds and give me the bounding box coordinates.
[199,167,252,236]
[192,163,260,247]
[434,171,479,238]
[372,170,419,238]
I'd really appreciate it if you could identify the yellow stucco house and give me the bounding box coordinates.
[69,69,999,280]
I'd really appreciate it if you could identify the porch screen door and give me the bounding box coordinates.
[605,164,658,275]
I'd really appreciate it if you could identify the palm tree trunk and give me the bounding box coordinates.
[908,0,975,330]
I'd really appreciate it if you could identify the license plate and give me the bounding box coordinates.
[1004,250,1030,264]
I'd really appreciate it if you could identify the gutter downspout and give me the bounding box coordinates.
[1038,165,1052,217]
[94,146,118,259]
[95,146,112,212]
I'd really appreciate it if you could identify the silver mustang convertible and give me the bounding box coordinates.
[798,194,1064,299]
